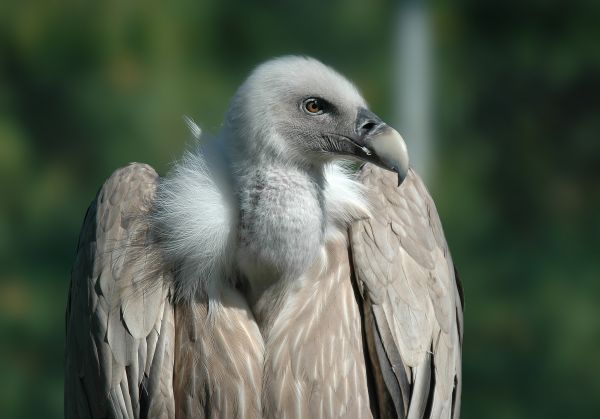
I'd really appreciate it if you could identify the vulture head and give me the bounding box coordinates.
[224,56,409,184]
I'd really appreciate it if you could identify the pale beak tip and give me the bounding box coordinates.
[370,127,409,186]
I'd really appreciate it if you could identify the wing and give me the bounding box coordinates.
[65,163,175,419]
[350,164,464,419]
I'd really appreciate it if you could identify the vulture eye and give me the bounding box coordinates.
[303,98,324,115]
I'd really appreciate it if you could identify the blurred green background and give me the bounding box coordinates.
[1,0,599,418]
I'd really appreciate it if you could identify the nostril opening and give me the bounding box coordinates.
[361,121,377,133]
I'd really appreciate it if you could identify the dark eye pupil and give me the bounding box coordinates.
[307,100,320,113]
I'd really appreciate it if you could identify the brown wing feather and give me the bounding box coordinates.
[350,164,463,419]
[65,163,175,418]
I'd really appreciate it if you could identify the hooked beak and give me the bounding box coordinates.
[351,107,410,186]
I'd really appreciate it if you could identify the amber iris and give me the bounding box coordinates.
[304,99,322,114]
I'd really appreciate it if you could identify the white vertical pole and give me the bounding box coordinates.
[394,0,433,180]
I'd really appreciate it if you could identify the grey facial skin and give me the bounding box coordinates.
[315,108,409,186]
[270,97,409,186]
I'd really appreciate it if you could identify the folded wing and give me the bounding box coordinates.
[350,165,464,419]
[65,163,175,418]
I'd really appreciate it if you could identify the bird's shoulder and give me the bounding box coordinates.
[66,162,175,418]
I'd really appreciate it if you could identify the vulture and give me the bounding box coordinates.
[65,56,463,419]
